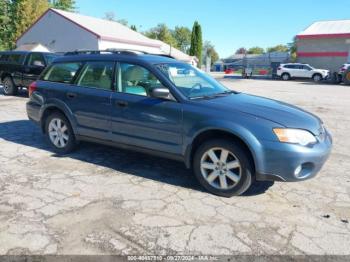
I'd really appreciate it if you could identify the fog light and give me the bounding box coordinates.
[294,165,302,176]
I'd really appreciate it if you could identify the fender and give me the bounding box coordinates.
[39,98,79,135]
[183,119,265,171]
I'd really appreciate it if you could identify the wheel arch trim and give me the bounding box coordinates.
[184,121,263,171]
[39,100,78,135]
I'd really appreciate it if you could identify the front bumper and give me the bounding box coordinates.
[256,130,332,182]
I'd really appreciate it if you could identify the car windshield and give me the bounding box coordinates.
[157,63,232,99]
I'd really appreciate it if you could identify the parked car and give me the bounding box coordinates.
[26,50,332,197]
[338,63,350,85]
[0,51,60,95]
[277,63,329,82]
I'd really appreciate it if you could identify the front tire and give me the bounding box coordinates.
[312,74,322,82]
[2,76,18,96]
[45,112,76,154]
[193,139,253,197]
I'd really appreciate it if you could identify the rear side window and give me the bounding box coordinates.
[43,62,81,83]
[8,54,24,64]
[76,61,114,90]
[284,65,296,69]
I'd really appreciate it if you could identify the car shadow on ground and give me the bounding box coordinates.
[0,120,274,197]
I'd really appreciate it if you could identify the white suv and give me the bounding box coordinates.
[277,63,329,82]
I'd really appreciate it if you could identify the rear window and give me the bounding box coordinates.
[43,62,82,83]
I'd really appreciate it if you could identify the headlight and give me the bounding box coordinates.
[273,128,317,146]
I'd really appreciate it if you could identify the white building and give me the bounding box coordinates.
[16,8,197,66]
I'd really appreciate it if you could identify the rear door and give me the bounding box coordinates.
[5,53,26,86]
[22,53,47,87]
[110,62,183,155]
[43,61,114,140]
[66,61,115,140]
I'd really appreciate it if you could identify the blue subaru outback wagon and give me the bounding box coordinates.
[26,50,332,197]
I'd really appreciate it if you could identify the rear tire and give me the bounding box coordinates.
[281,73,290,81]
[312,74,322,82]
[343,69,350,85]
[2,76,18,96]
[45,112,77,154]
[193,139,253,197]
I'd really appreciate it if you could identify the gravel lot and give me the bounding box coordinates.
[0,78,349,256]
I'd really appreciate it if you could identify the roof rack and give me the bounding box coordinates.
[64,49,150,56]
[63,49,176,60]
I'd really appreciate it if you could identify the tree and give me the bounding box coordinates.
[11,0,49,45]
[288,37,297,62]
[0,0,11,50]
[189,21,203,67]
[172,26,191,54]
[235,47,247,55]
[130,25,137,32]
[144,23,177,47]
[267,44,289,53]
[104,11,128,25]
[203,41,219,66]
[49,0,76,11]
[247,46,264,54]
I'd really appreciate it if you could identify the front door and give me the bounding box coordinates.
[22,53,46,87]
[64,61,115,140]
[110,63,183,155]
[300,65,313,78]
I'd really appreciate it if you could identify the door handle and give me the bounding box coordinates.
[66,92,77,99]
[116,100,128,108]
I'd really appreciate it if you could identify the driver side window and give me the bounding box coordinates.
[28,53,45,67]
[118,63,163,97]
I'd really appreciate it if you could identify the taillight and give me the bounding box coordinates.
[277,67,282,70]
[28,81,37,97]
[340,67,346,72]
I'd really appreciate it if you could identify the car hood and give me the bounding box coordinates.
[196,93,322,135]
[314,69,329,74]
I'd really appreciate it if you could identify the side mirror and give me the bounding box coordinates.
[151,87,170,99]
[33,60,45,67]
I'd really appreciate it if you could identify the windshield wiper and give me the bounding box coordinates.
[190,90,236,100]
[213,90,236,96]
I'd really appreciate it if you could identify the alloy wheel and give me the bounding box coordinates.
[314,75,321,82]
[282,74,289,80]
[48,118,69,148]
[200,147,242,190]
[3,79,10,93]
